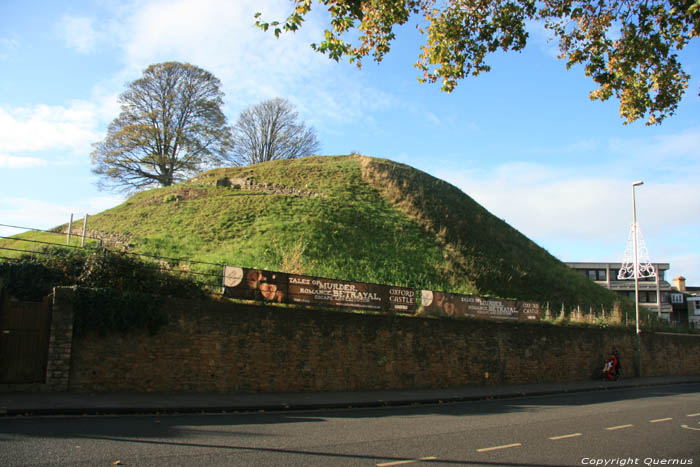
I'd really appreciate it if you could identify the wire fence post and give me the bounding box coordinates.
[81,214,88,247]
[31,229,37,260]
[221,263,226,294]
[67,213,73,245]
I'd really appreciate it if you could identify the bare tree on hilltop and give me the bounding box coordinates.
[229,98,321,166]
[91,61,233,192]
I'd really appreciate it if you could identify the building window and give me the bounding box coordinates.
[585,269,607,281]
[693,301,700,316]
[670,293,684,304]
[617,290,658,303]
[619,290,634,301]
[617,291,636,300]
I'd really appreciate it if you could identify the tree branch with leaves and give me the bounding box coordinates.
[256,0,699,125]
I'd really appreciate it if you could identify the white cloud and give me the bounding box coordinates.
[425,123,700,284]
[0,37,20,60]
[0,102,100,155]
[0,154,47,169]
[440,163,699,238]
[608,127,700,165]
[56,15,99,54]
[118,0,325,89]
[435,128,700,252]
[425,112,442,126]
[106,0,396,129]
[431,161,700,286]
[15,0,398,152]
[526,138,599,156]
[438,164,627,240]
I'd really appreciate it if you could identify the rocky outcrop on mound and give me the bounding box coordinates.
[211,176,323,198]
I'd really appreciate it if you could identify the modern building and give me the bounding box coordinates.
[670,276,700,328]
[565,262,673,320]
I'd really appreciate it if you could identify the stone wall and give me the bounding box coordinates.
[66,292,700,393]
[45,287,75,391]
[211,176,322,198]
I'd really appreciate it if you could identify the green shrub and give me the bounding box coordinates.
[77,250,205,299]
[0,248,205,300]
[0,248,206,335]
[72,287,166,337]
[0,248,87,300]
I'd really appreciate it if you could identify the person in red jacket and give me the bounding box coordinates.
[602,350,619,380]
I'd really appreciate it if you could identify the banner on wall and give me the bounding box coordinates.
[517,301,541,321]
[222,267,288,303]
[386,286,417,313]
[420,290,539,321]
[288,275,417,313]
[222,268,417,313]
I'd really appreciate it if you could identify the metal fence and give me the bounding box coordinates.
[1,223,696,331]
[0,223,223,290]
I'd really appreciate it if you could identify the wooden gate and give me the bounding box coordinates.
[0,294,52,384]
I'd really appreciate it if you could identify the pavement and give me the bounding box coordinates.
[1,375,699,417]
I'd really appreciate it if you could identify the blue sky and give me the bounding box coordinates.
[1,0,699,285]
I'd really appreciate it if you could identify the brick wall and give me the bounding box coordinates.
[67,293,700,393]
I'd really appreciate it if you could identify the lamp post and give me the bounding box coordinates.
[632,181,643,376]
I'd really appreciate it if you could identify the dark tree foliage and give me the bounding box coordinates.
[92,61,233,192]
[0,248,205,301]
[257,0,700,125]
[229,98,321,166]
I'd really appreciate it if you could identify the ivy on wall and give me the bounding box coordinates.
[72,287,166,337]
[0,248,205,301]
[1,248,205,336]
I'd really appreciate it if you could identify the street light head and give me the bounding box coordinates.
[632,181,644,187]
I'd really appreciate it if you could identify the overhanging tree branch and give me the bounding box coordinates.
[256,0,699,125]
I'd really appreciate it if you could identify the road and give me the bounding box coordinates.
[0,384,698,466]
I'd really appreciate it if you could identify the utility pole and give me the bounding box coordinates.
[632,181,643,377]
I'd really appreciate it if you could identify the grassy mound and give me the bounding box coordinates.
[3,155,621,309]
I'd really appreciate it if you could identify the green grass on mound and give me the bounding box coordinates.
[2,155,626,311]
[82,156,456,292]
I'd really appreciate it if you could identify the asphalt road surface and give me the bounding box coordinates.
[1,384,698,466]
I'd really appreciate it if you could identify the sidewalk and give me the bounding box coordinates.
[1,375,699,417]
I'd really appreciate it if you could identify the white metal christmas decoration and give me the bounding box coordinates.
[618,222,656,280]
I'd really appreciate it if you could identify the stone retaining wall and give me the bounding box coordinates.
[65,290,700,393]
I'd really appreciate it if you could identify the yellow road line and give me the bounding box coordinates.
[549,433,582,440]
[649,418,672,423]
[687,413,700,417]
[377,457,437,466]
[606,424,633,431]
[477,443,522,453]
